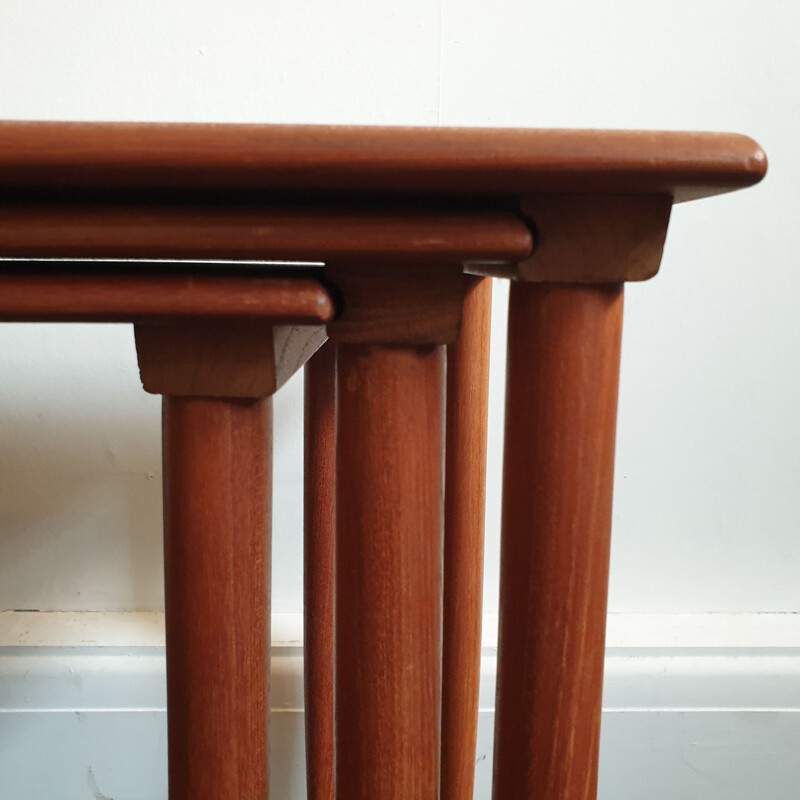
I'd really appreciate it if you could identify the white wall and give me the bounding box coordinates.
[0,1,798,797]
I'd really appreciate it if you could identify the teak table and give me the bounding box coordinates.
[0,122,766,800]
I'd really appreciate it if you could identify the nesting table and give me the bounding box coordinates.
[0,122,766,800]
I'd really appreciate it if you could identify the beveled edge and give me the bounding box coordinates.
[0,122,767,202]
[0,272,336,323]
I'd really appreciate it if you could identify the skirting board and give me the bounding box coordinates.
[1,611,799,800]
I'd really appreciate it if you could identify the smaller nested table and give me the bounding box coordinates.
[0,122,766,800]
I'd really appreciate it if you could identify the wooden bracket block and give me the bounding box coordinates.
[135,321,326,397]
[473,194,672,283]
[325,263,467,345]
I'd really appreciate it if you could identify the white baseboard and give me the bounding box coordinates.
[1,611,799,799]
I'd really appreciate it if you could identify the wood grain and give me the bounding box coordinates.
[135,321,278,397]
[325,263,466,345]
[493,283,623,800]
[162,395,271,800]
[0,121,766,201]
[0,203,533,265]
[135,320,328,397]
[335,344,444,800]
[441,276,492,800]
[515,194,673,282]
[0,272,334,323]
[273,324,329,393]
[303,341,336,800]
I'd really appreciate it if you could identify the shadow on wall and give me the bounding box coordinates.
[0,322,309,614]
[0,323,164,611]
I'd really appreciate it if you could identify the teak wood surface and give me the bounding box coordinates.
[0,272,334,323]
[441,276,493,800]
[493,283,624,800]
[512,193,673,282]
[162,396,272,800]
[335,344,444,800]
[0,204,532,265]
[303,342,336,800]
[325,263,468,344]
[0,121,765,201]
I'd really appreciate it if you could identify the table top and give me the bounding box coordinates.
[0,122,766,202]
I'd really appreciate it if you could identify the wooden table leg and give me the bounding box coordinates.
[304,341,336,800]
[135,319,327,800]
[162,396,272,800]
[492,282,624,800]
[442,275,492,800]
[334,343,444,800]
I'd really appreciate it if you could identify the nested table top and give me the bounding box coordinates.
[0,121,766,202]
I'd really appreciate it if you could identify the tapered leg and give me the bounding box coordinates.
[493,282,624,800]
[304,342,336,800]
[441,276,492,800]
[162,396,272,800]
[334,344,444,800]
